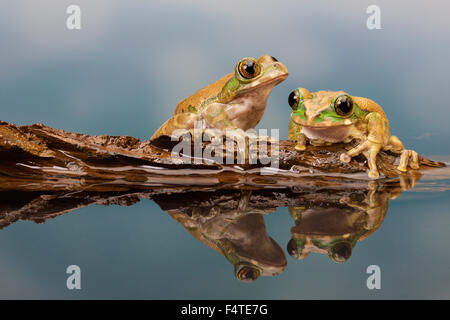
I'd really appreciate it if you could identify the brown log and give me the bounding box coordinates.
[0,120,445,192]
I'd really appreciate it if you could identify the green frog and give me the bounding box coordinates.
[287,182,394,262]
[151,55,288,141]
[163,191,287,282]
[288,88,420,178]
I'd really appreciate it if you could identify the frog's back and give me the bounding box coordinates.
[353,96,388,123]
[174,73,234,114]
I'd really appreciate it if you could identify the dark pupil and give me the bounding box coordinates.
[332,242,352,262]
[240,268,256,280]
[243,60,256,75]
[286,239,297,256]
[288,91,298,108]
[336,96,353,114]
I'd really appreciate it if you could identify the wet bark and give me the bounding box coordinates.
[0,120,445,193]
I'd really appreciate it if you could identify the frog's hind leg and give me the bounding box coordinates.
[398,149,420,171]
[385,136,420,171]
[151,112,200,141]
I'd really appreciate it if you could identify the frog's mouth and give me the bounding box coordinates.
[301,125,352,143]
[237,73,288,96]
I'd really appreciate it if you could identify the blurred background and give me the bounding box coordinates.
[0,0,449,299]
[1,0,449,153]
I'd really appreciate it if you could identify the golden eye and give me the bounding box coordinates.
[334,95,354,117]
[236,266,260,282]
[238,58,261,79]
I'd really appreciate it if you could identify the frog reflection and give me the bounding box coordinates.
[160,191,287,282]
[287,182,402,263]
[0,172,421,281]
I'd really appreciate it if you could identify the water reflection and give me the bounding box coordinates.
[287,182,397,263]
[0,173,426,282]
[156,191,286,282]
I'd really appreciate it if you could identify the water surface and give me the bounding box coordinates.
[0,159,449,299]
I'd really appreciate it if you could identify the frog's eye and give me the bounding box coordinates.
[238,58,261,79]
[329,241,352,263]
[334,95,354,117]
[236,266,260,282]
[288,90,301,110]
[286,238,298,257]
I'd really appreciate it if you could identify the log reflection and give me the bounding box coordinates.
[0,174,420,281]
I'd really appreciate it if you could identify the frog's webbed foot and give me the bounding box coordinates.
[397,149,420,172]
[398,172,420,191]
[340,181,378,208]
[288,120,306,151]
[223,128,279,147]
[211,128,273,165]
[309,139,333,147]
[288,206,306,221]
[237,190,252,213]
[340,140,382,179]
[386,136,420,172]
[292,133,306,151]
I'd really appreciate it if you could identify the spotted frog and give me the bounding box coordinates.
[288,88,419,178]
[151,55,288,141]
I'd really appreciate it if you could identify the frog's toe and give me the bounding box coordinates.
[203,128,223,139]
[397,149,420,172]
[268,136,279,144]
[409,150,420,169]
[339,196,351,204]
[340,153,352,163]
[397,150,409,172]
[368,169,380,179]
[409,163,420,170]
[253,134,276,144]
[295,144,306,151]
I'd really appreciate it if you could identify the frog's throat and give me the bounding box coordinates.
[202,72,287,109]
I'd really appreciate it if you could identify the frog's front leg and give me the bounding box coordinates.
[340,112,387,179]
[202,102,237,132]
[343,141,382,178]
[201,103,263,164]
[202,103,255,143]
[202,103,274,143]
[288,120,306,151]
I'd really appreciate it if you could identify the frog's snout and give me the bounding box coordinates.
[276,62,289,76]
[258,54,278,64]
[258,54,289,76]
